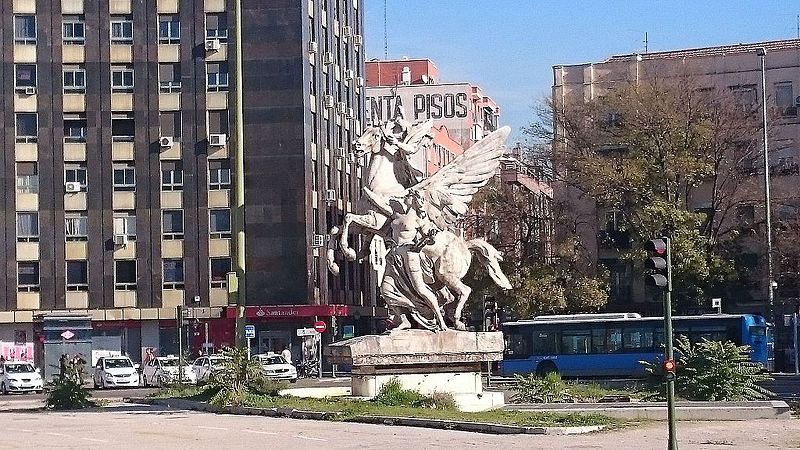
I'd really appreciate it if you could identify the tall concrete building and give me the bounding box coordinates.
[552,40,800,325]
[0,0,370,364]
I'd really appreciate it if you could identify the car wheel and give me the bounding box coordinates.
[290,379,297,384]
[535,361,558,377]
[100,378,107,389]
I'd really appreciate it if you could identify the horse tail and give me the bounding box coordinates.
[466,239,512,290]
[327,227,340,275]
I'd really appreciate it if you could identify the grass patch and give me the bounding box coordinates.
[151,385,622,428]
[566,380,644,402]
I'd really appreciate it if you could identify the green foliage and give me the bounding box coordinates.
[208,346,273,406]
[511,372,573,403]
[373,378,456,409]
[46,375,95,410]
[640,336,774,401]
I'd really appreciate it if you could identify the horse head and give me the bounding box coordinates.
[352,126,383,158]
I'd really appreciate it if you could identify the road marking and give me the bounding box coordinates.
[82,437,109,443]
[294,435,327,441]
[197,426,229,431]
[46,432,70,437]
[242,430,278,435]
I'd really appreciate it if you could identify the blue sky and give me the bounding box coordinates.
[364,0,800,142]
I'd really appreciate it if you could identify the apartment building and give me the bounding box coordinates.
[1,0,370,364]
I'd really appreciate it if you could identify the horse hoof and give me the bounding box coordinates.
[343,248,357,261]
[454,321,467,331]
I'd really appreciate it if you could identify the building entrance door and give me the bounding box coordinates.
[257,330,290,355]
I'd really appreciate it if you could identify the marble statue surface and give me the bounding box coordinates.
[327,110,512,332]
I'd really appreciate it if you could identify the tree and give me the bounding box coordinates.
[530,73,768,311]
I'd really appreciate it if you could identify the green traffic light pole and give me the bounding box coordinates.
[232,0,247,349]
[663,236,677,450]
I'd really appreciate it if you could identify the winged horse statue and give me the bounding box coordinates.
[327,113,512,331]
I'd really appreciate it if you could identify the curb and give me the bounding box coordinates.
[127,397,605,435]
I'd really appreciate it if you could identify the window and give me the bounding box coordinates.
[209,160,231,190]
[15,113,37,142]
[623,328,654,351]
[210,257,231,288]
[607,328,623,353]
[64,115,87,143]
[114,260,137,290]
[162,210,184,239]
[776,82,794,108]
[159,112,181,139]
[561,329,591,355]
[14,16,36,44]
[66,261,88,291]
[532,330,559,355]
[113,164,136,191]
[110,17,133,44]
[163,259,184,289]
[16,162,38,194]
[113,212,136,239]
[14,65,36,89]
[161,162,183,191]
[63,66,86,93]
[158,15,180,44]
[729,84,758,110]
[206,13,228,41]
[17,262,39,292]
[159,63,181,93]
[65,164,88,189]
[736,204,755,227]
[63,16,85,45]
[207,63,229,91]
[112,115,135,141]
[16,212,38,242]
[208,110,229,135]
[111,66,134,91]
[65,213,88,241]
[209,209,231,238]
[503,330,532,360]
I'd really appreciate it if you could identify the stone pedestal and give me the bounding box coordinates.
[326,330,504,412]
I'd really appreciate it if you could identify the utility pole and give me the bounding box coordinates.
[233,0,247,348]
[757,47,775,325]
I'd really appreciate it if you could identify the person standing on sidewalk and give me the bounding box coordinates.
[281,346,292,365]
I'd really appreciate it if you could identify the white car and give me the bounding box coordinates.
[0,362,43,394]
[192,355,230,383]
[251,353,297,382]
[93,356,139,389]
[142,356,196,387]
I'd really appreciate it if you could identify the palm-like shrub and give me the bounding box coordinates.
[208,346,286,406]
[641,336,773,401]
[511,372,573,403]
[46,359,94,410]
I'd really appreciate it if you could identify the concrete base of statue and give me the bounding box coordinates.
[326,330,505,412]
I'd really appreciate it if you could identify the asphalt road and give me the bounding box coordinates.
[0,403,798,449]
[0,387,157,403]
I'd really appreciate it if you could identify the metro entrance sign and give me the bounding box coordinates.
[313,321,327,333]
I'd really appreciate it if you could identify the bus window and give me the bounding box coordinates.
[532,331,558,355]
[504,330,532,359]
[691,326,727,343]
[591,328,607,353]
[561,330,590,354]
[607,328,623,353]
[749,326,766,337]
[623,328,654,351]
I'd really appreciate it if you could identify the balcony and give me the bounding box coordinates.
[598,229,632,250]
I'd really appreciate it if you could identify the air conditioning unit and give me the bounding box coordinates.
[356,76,364,88]
[23,86,36,95]
[312,234,325,248]
[335,147,346,158]
[65,181,81,193]
[353,35,363,47]
[342,25,352,37]
[346,107,354,118]
[345,69,355,80]
[323,95,335,108]
[337,102,347,114]
[160,136,174,148]
[209,133,227,147]
[308,41,318,53]
[113,234,129,247]
[347,153,357,164]
[205,39,221,52]
[323,52,334,65]
[325,189,336,202]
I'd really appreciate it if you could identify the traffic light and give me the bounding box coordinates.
[644,238,670,290]
[663,358,677,380]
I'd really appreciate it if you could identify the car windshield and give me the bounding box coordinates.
[5,364,34,374]
[159,359,179,367]
[259,356,287,365]
[104,359,133,369]
[209,357,228,365]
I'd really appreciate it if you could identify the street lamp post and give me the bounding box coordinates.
[233,0,247,347]
[757,47,776,324]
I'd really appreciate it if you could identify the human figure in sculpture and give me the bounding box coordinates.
[380,189,447,332]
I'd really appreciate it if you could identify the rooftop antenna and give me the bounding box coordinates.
[644,32,649,53]
[383,0,388,59]
[796,14,799,39]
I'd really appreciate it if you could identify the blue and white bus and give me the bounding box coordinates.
[500,313,773,378]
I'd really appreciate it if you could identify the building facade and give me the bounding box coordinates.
[552,40,800,353]
[0,0,370,365]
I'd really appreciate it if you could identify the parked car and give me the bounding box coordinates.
[142,356,196,387]
[251,353,297,382]
[93,356,139,389]
[0,361,43,394]
[192,355,230,383]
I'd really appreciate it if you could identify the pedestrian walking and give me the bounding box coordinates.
[281,346,292,365]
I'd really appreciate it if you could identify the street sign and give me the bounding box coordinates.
[244,325,256,339]
[61,330,75,340]
[313,321,327,333]
[297,328,319,337]
[342,325,355,339]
